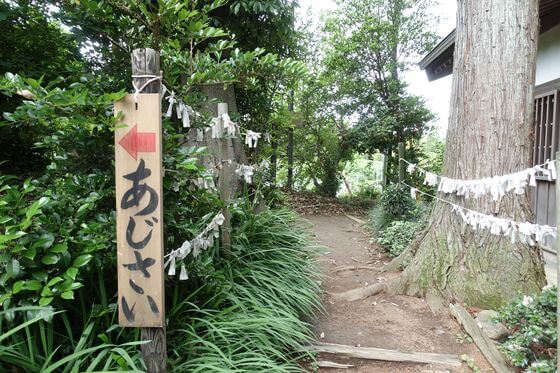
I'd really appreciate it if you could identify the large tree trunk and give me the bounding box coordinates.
[394,0,546,309]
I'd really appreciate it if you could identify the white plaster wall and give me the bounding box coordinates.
[535,24,560,85]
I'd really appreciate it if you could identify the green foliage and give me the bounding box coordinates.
[322,0,437,182]
[418,131,445,175]
[340,155,383,198]
[167,208,322,371]
[379,184,415,219]
[376,220,423,257]
[497,286,557,372]
[0,1,82,80]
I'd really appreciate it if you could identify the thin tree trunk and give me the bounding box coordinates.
[394,0,545,309]
[271,122,278,184]
[287,90,295,190]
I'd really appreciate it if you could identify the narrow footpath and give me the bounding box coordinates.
[307,214,493,372]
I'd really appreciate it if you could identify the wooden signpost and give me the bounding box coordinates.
[115,93,164,328]
[114,48,167,372]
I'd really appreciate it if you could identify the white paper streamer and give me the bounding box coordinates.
[165,92,175,118]
[245,130,262,148]
[403,158,556,201]
[236,164,255,184]
[403,182,557,247]
[424,172,439,186]
[182,105,190,128]
[211,117,222,138]
[407,163,416,173]
[164,213,225,279]
[179,265,188,280]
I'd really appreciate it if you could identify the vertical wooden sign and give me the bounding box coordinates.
[115,93,164,327]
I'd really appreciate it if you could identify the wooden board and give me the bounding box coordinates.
[448,304,514,373]
[115,94,164,327]
[308,343,462,367]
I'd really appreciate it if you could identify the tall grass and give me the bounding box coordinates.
[168,209,323,372]
[0,306,145,372]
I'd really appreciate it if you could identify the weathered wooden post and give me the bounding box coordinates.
[398,142,405,184]
[114,48,166,372]
[217,103,232,252]
[556,151,559,371]
[381,152,388,188]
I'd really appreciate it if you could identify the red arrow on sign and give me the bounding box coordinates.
[118,124,156,160]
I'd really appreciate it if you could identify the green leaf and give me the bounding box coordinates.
[47,276,63,287]
[0,231,26,245]
[76,202,92,217]
[41,254,59,265]
[49,243,68,253]
[61,290,74,300]
[22,246,36,260]
[32,233,55,250]
[32,270,48,282]
[23,280,42,291]
[64,267,78,280]
[73,254,92,267]
[7,259,20,279]
[0,293,11,304]
[38,297,53,307]
[25,197,49,219]
[40,286,52,297]
[12,280,25,294]
[12,244,26,253]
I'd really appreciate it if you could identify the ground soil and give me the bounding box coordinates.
[306,214,495,373]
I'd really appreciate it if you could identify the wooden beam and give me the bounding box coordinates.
[448,303,514,373]
[317,360,353,369]
[345,214,366,225]
[307,343,462,367]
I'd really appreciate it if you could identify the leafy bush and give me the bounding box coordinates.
[376,220,423,257]
[369,184,417,233]
[497,285,557,372]
[379,184,414,218]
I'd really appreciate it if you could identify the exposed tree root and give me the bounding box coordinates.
[333,281,392,302]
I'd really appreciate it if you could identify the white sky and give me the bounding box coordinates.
[296,0,457,137]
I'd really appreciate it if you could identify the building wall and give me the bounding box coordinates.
[536,24,560,85]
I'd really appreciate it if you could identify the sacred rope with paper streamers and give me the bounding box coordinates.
[161,86,266,147]
[401,158,557,201]
[404,182,556,247]
[164,213,225,280]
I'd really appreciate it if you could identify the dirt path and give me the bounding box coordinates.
[307,214,493,373]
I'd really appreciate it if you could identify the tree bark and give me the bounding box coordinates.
[394,0,546,309]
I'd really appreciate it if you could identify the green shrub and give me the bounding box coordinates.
[369,184,418,233]
[497,285,557,372]
[379,184,414,218]
[376,220,423,257]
